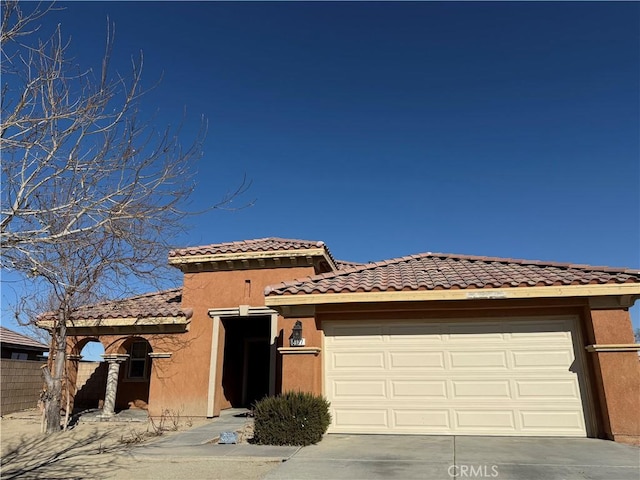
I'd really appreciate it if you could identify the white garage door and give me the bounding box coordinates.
[324,316,589,436]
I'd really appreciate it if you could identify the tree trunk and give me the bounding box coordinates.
[63,359,71,431]
[43,384,61,433]
[41,309,67,434]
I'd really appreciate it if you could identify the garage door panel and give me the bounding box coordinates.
[511,350,574,369]
[334,409,388,429]
[452,380,512,399]
[394,410,450,429]
[332,351,385,369]
[520,410,585,432]
[389,351,445,368]
[391,380,448,398]
[515,380,580,399]
[332,380,386,398]
[450,351,508,368]
[455,410,517,430]
[324,317,588,437]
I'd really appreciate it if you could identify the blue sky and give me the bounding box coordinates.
[2,1,639,344]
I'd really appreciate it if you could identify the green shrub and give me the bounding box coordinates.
[252,391,331,446]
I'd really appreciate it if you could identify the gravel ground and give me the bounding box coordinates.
[1,409,280,480]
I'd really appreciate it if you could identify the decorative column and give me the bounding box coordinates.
[99,354,129,418]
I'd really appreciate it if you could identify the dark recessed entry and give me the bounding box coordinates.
[221,316,270,407]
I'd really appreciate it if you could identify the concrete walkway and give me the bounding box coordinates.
[124,411,639,479]
[132,408,299,461]
[263,435,640,480]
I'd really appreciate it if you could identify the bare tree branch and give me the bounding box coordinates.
[0,1,250,434]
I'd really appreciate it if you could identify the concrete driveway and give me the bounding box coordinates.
[263,435,640,480]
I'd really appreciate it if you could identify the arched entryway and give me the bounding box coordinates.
[115,337,153,411]
[73,339,107,411]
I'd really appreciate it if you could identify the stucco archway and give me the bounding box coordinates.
[71,339,107,411]
[113,336,153,411]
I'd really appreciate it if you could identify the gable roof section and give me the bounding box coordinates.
[0,326,48,351]
[168,237,339,271]
[265,252,640,305]
[37,288,191,325]
[170,237,329,257]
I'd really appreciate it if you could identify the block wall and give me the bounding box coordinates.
[0,359,45,415]
[73,361,107,409]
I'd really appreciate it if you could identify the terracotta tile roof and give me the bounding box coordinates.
[0,326,48,350]
[336,259,366,269]
[265,252,640,296]
[169,237,334,259]
[39,289,188,322]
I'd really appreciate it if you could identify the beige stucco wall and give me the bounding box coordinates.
[584,309,640,445]
[279,316,323,395]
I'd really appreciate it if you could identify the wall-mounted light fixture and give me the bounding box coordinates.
[289,320,305,347]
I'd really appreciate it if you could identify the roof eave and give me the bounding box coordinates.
[265,283,640,307]
[37,316,190,329]
[0,342,49,351]
[169,247,338,271]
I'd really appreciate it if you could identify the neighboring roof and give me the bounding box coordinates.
[38,288,189,323]
[0,326,48,351]
[265,252,640,296]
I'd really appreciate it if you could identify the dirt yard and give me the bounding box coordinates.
[0,409,280,480]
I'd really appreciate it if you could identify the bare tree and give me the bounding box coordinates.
[1,1,247,434]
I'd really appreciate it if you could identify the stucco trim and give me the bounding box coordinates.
[585,344,640,353]
[278,347,321,355]
[208,306,279,318]
[207,307,280,415]
[269,313,278,397]
[101,353,129,363]
[207,316,221,418]
[265,283,640,307]
[39,316,190,328]
[148,352,172,359]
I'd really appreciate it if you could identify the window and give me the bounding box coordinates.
[128,341,150,379]
[11,352,28,360]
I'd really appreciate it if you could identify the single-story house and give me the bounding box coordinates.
[46,238,640,444]
[1,326,48,360]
